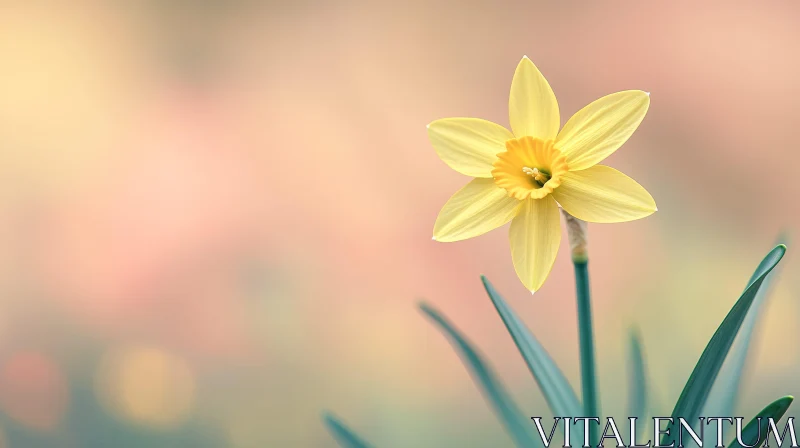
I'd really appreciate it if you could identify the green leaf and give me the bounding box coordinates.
[419,302,541,448]
[663,245,786,445]
[702,236,788,446]
[322,412,375,448]
[727,396,794,448]
[628,327,648,436]
[480,277,582,417]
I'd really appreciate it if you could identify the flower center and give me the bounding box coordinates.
[491,136,568,200]
[522,166,551,186]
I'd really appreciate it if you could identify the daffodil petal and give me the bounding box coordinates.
[509,196,561,293]
[509,57,560,140]
[433,178,521,242]
[555,90,650,171]
[428,118,513,178]
[552,165,657,223]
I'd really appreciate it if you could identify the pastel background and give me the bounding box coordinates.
[0,1,798,447]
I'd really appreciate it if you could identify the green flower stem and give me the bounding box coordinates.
[563,210,599,446]
[574,259,599,447]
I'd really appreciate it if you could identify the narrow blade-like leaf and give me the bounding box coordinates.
[322,412,375,448]
[628,327,648,436]
[663,245,786,445]
[702,236,788,447]
[711,235,789,413]
[481,277,582,417]
[419,302,541,448]
[728,396,793,448]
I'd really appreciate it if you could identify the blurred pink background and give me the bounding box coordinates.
[0,1,798,446]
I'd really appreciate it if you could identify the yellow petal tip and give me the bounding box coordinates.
[645,91,651,97]
[431,236,437,241]
[654,206,658,212]
[522,55,529,59]
[530,289,536,295]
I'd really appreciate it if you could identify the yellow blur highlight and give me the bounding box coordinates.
[97,346,196,429]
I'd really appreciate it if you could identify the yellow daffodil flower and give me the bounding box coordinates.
[429,56,657,293]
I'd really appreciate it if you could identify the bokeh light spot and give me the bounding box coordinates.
[0,351,68,431]
[97,345,196,429]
